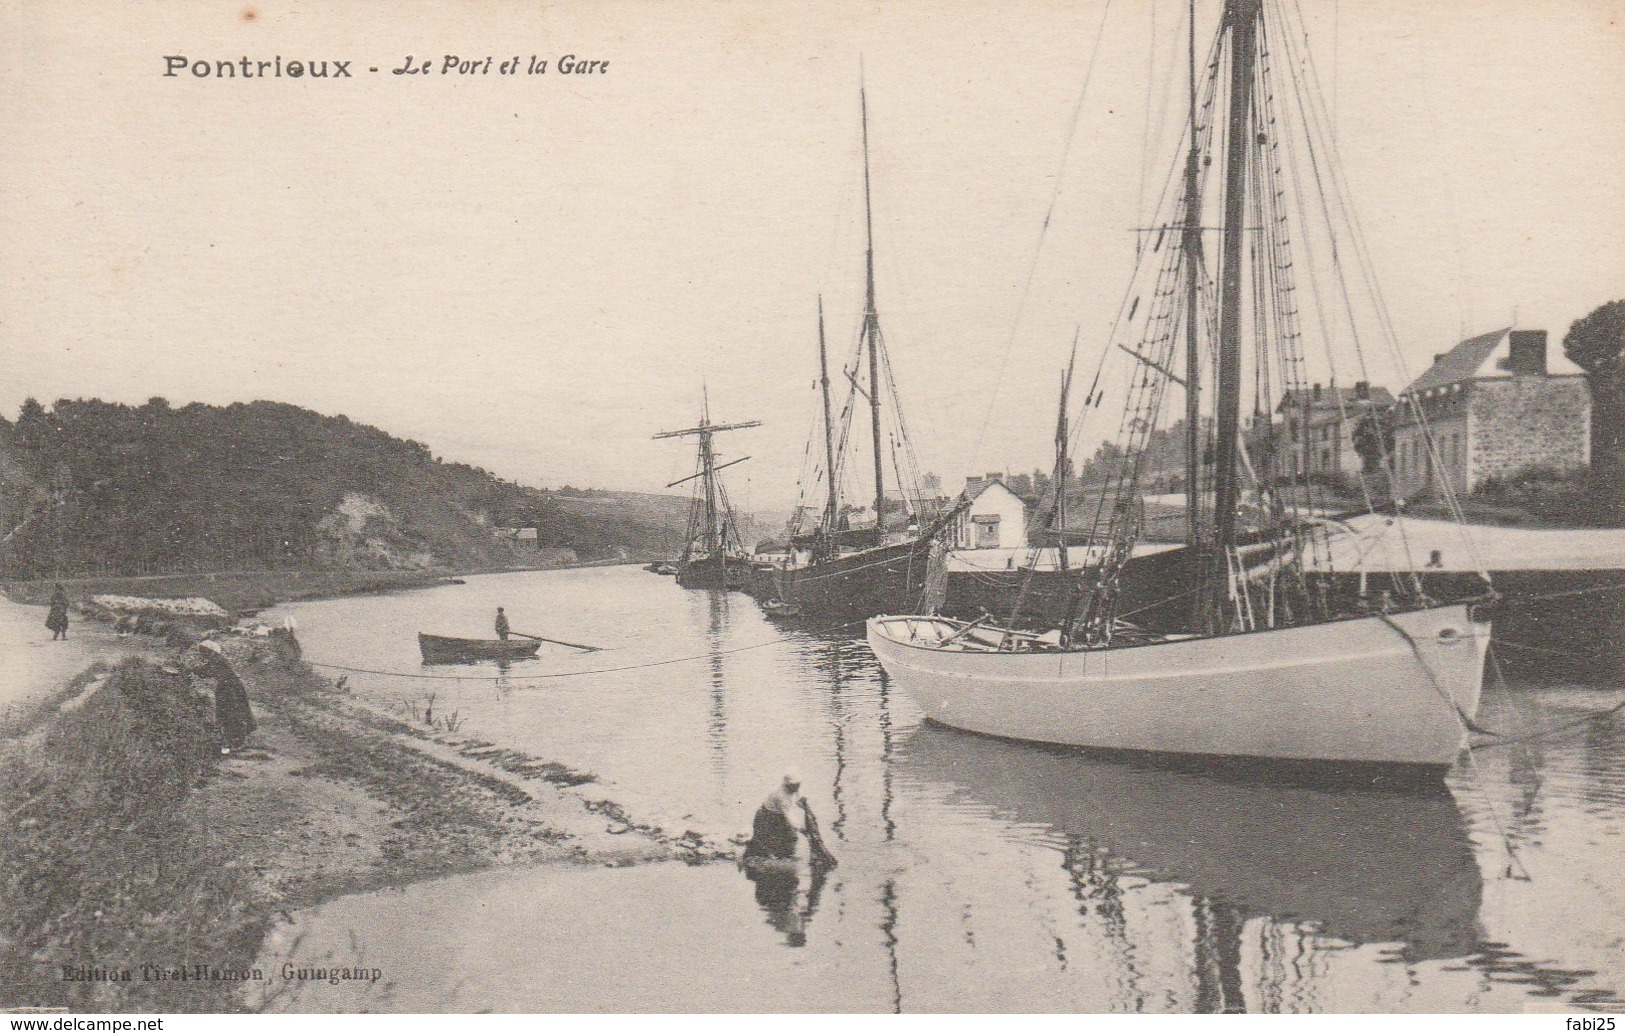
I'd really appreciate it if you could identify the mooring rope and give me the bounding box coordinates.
[304,618,870,683]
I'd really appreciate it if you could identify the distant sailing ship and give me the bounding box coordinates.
[868,0,1493,772]
[760,90,963,620]
[655,394,760,591]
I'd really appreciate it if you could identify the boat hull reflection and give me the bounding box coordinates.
[899,723,1482,963]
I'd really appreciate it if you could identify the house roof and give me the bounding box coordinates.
[1402,327,1586,396]
[1404,328,1510,395]
[961,476,1037,506]
[1276,385,1395,414]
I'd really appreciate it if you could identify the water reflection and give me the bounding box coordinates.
[743,861,829,948]
[706,590,729,797]
[899,724,1483,967]
[265,568,1623,1012]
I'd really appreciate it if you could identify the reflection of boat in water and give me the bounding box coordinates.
[417,632,541,665]
[899,723,1481,963]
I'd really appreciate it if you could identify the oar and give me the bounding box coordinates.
[511,630,605,652]
[799,798,838,870]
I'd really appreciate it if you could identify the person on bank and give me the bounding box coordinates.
[45,585,70,641]
[495,607,511,641]
[195,640,256,754]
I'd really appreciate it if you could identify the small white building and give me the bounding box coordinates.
[954,476,1031,550]
[493,526,539,543]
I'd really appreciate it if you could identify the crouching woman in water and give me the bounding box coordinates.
[742,773,837,868]
[744,773,806,862]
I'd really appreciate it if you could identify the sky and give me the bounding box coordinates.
[2,0,1621,510]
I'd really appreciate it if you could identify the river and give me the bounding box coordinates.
[257,565,1624,1012]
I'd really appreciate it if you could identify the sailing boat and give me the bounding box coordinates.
[763,90,963,620]
[867,0,1493,771]
[654,394,760,591]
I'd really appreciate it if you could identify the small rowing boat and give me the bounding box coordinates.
[417,633,541,665]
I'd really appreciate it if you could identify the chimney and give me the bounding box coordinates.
[1508,330,1548,376]
[1354,380,1370,401]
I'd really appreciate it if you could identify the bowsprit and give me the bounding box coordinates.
[163,56,354,78]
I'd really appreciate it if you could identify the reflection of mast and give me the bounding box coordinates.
[880,877,902,1013]
[824,638,850,837]
[705,589,728,795]
[1062,837,1143,1007]
[1192,896,1247,1013]
[878,665,896,842]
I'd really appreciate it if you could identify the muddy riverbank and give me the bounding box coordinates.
[0,627,732,1013]
[1,560,646,616]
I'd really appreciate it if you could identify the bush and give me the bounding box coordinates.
[1471,466,1623,527]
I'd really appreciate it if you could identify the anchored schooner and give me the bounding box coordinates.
[761,89,962,620]
[655,394,760,591]
[868,0,1493,771]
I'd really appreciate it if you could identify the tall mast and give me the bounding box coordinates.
[818,296,840,540]
[654,399,762,560]
[862,85,887,537]
[701,388,719,555]
[1055,334,1079,574]
[1182,0,1205,557]
[1211,0,1262,579]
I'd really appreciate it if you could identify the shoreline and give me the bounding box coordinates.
[0,622,734,1013]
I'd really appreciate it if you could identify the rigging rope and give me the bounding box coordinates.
[969,0,1118,468]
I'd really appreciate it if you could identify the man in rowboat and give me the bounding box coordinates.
[494,607,510,641]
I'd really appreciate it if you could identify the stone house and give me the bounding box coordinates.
[954,475,1032,550]
[1274,382,1395,481]
[1391,328,1590,500]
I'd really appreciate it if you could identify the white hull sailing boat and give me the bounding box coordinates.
[868,0,1493,772]
[870,607,1487,767]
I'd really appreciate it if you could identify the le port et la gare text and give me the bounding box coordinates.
[163,54,608,78]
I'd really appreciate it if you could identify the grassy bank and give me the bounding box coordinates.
[0,635,725,1012]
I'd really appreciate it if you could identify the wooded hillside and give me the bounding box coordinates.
[0,398,687,578]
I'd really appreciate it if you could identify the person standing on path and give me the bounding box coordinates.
[194,640,256,754]
[45,585,70,641]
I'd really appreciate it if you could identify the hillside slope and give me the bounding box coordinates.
[0,398,686,578]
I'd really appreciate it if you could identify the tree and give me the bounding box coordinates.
[1352,409,1396,474]
[1563,299,1625,473]
[15,397,49,457]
